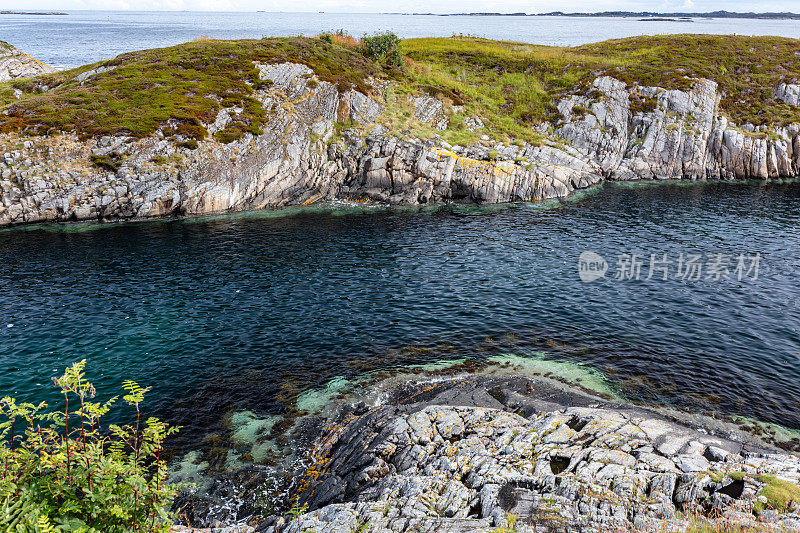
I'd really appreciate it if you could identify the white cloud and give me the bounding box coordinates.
[196,0,236,9]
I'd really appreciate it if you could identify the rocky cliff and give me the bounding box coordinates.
[0,41,56,82]
[2,54,800,226]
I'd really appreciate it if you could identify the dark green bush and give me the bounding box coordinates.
[213,128,242,144]
[360,32,402,67]
[0,361,180,532]
[89,153,122,172]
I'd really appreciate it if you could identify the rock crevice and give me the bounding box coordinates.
[267,377,800,533]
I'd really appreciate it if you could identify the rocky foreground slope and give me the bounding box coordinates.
[183,376,800,533]
[2,36,800,226]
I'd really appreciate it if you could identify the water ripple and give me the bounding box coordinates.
[0,181,799,446]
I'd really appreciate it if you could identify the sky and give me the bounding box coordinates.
[6,0,800,14]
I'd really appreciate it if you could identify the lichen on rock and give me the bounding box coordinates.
[268,376,800,533]
[0,41,56,82]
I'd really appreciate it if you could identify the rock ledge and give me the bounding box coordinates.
[262,376,800,532]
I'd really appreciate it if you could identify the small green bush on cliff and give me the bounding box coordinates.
[0,361,179,532]
[360,32,402,68]
[89,153,123,172]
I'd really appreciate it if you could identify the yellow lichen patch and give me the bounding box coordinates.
[430,147,519,180]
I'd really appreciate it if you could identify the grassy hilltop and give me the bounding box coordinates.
[2,34,800,146]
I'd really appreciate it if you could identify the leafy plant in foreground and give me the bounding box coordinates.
[0,361,180,532]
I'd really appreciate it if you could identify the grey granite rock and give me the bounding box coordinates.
[409,95,448,130]
[774,82,800,107]
[75,65,115,84]
[266,377,800,533]
[0,42,56,81]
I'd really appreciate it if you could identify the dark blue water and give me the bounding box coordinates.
[3,11,800,69]
[1,180,800,445]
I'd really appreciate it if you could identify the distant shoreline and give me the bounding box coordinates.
[0,10,67,15]
[403,10,800,20]
[639,17,693,22]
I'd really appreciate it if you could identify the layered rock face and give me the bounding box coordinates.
[270,377,800,533]
[2,63,800,226]
[0,42,56,82]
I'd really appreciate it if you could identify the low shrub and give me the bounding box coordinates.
[89,153,122,172]
[331,33,359,50]
[0,361,180,532]
[360,32,402,68]
[213,128,242,144]
[318,29,359,50]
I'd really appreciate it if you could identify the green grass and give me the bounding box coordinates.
[491,512,518,532]
[0,37,382,142]
[704,470,746,484]
[402,34,800,140]
[402,36,614,142]
[754,475,800,513]
[2,34,800,146]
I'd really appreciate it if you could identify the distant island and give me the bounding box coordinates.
[409,10,800,20]
[0,10,67,15]
[638,17,693,22]
[538,10,800,19]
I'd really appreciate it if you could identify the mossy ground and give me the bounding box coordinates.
[754,474,800,513]
[0,37,382,143]
[401,34,800,143]
[2,34,800,146]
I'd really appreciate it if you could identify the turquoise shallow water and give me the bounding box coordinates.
[0,180,799,448]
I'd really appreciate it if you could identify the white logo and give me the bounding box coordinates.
[578,251,608,282]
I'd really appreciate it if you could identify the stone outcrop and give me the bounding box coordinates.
[775,82,800,107]
[2,61,800,226]
[409,95,449,130]
[0,42,56,82]
[263,376,800,533]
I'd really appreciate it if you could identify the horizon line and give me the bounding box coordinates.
[5,9,800,16]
